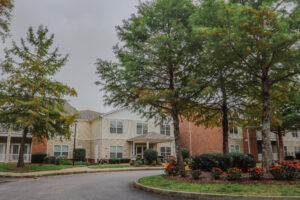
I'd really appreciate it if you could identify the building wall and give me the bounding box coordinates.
[283,131,300,156]
[179,119,223,156]
[32,137,47,153]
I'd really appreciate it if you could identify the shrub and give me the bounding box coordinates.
[43,156,50,164]
[225,167,242,181]
[120,158,130,163]
[109,159,121,164]
[55,155,67,165]
[285,156,294,161]
[179,169,187,177]
[191,170,201,180]
[269,161,298,180]
[48,156,56,164]
[143,149,158,164]
[211,167,223,180]
[182,148,190,160]
[31,152,47,163]
[165,161,178,176]
[191,153,255,172]
[157,158,162,165]
[295,153,300,160]
[74,148,86,162]
[248,166,264,180]
[135,160,143,166]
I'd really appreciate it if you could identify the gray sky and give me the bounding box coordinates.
[9,0,141,113]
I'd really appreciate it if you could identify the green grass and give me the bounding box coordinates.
[256,163,262,167]
[139,175,300,197]
[88,164,130,169]
[0,164,83,173]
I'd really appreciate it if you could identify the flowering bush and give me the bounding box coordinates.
[225,167,242,180]
[191,169,201,180]
[248,166,264,180]
[269,161,298,180]
[211,167,223,179]
[165,161,178,176]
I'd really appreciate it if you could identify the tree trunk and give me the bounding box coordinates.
[261,76,273,172]
[17,126,28,168]
[277,126,284,161]
[171,107,184,171]
[222,103,229,154]
[220,74,229,154]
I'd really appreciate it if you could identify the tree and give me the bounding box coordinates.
[0,26,77,168]
[0,0,13,40]
[189,0,249,154]
[223,1,300,170]
[95,0,209,170]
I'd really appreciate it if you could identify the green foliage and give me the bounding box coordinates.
[179,169,187,177]
[143,149,158,164]
[43,156,56,164]
[74,148,86,162]
[248,166,264,180]
[0,0,13,39]
[191,170,201,180]
[31,152,47,163]
[55,155,67,165]
[269,161,298,180]
[211,167,223,180]
[181,148,190,160]
[225,167,242,181]
[165,161,179,176]
[109,159,121,164]
[0,26,77,167]
[191,153,255,172]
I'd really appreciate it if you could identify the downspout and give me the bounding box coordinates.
[189,122,192,157]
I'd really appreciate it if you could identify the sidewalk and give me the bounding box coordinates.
[0,166,164,178]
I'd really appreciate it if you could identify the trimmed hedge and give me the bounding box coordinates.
[31,152,47,163]
[144,149,158,164]
[295,153,300,160]
[74,148,86,162]
[191,153,255,172]
[109,158,130,164]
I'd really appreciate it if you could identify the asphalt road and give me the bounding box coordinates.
[0,170,186,200]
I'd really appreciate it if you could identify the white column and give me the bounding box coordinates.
[146,141,149,149]
[133,142,135,155]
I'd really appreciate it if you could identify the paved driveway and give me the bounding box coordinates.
[0,170,185,200]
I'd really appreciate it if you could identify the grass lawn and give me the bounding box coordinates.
[139,175,300,197]
[88,164,130,169]
[0,164,84,173]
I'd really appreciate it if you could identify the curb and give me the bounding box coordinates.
[0,167,164,178]
[134,179,300,200]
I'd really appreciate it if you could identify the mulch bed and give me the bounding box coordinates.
[164,171,300,185]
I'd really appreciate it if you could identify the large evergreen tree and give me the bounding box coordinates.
[0,0,13,40]
[95,0,209,170]
[0,26,77,168]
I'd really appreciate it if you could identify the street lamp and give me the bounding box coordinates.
[73,120,78,166]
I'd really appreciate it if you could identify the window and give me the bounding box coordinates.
[54,145,69,157]
[136,123,148,135]
[294,146,300,153]
[284,146,288,157]
[160,147,171,157]
[110,121,123,134]
[230,127,238,134]
[110,146,123,159]
[160,124,170,136]
[292,129,298,137]
[230,144,240,153]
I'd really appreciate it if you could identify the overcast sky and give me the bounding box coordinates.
[8,0,142,113]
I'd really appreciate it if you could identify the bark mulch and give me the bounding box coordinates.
[164,171,300,185]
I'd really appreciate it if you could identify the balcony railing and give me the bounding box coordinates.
[10,154,31,162]
[258,153,278,161]
[256,131,277,141]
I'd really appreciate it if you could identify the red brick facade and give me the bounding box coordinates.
[179,119,223,156]
[32,138,47,154]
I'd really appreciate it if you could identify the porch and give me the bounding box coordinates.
[0,130,32,163]
[127,132,174,160]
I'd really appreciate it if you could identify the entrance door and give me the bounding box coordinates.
[0,144,5,162]
[136,145,147,158]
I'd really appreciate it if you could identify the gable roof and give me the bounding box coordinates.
[78,110,102,121]
[64,102,78,115]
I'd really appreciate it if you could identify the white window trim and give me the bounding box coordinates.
[160,124,171,136]
[160,146,171,157]
[230,144,240,153]
[136,122,148,135]
[229,127,238,134]
[109,146,123,159]
[109,120,123,134]
[53,144,69,158]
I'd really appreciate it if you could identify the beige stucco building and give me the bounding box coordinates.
[46,107,175,163]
